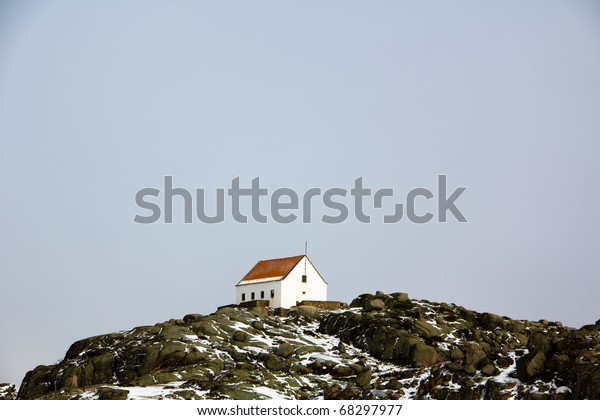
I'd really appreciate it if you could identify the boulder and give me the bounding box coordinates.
[158,342,187,359]
[290,363,313,375]
[183,351,206,365]
[274,343,295,358]
[339,386,364,399]
[97,387,129,400]
[410,343,439,366]
[309,360,337,374]
[450,347,465,361]
[159,326,191,341]
[324,384,343,400]
[136,374,157,387]
[170,390,198,400]
[190,321,219,337]
[464,344,487,367]
[263,355,289,372]
[294,345,326,356]
[363,299,385,312]
[517,351,547,381]
[385,379,402,390]
[349,363,365,373]
[481,364,500,376]
[332,365,354,377]
[483,381,516,400]
[350,294,375,308]
[232,330,249,343]
[464,365,477,374]
[528,333,553,356]
[153,372,180,384]
[413,320,443,338]
[251,321,264,330]
[479,313,505,330]
[183,314,204,324]
[250,306,269,317]
[356,369,373,388]
[392,292,409,302]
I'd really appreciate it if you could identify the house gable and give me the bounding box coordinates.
[278,256,327,308]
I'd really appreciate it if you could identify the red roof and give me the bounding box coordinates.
[239,255,304,283]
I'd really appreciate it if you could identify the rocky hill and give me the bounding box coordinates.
[13,292,600,400]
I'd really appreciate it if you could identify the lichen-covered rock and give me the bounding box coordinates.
[263,354,290,372]
[0,384,17,400]
[413,320,443,338]
[232,330,249,343]
[411,344,439,366]
[356,369,373,388]
[98,387,129,400]
[364,299,385,312]
[274,343,295,358]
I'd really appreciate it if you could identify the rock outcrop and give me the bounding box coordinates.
[15,292,600,400]
[0,383,17,400]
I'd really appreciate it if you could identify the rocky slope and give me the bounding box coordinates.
[0,384,17,400]
[15,292,600,400]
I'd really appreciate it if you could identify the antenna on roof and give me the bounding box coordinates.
[304,241,308,275]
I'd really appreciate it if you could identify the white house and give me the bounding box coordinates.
[235,255,327,308]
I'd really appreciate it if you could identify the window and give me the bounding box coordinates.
[251,292,255,300]
[260,291,265,299]
[241,293,246,302]
[302,275,307,283]
[270,290,275,298]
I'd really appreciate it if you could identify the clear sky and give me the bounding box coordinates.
[1,0,599,386]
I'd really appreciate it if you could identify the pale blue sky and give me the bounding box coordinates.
[1,0,599,385]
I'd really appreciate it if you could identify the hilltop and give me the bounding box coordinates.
[12,292,600,400]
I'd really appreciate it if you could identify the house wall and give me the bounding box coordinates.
[279,257,327,308]
[235,280,282,307]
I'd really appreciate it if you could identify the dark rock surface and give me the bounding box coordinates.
[0,383,17,400]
